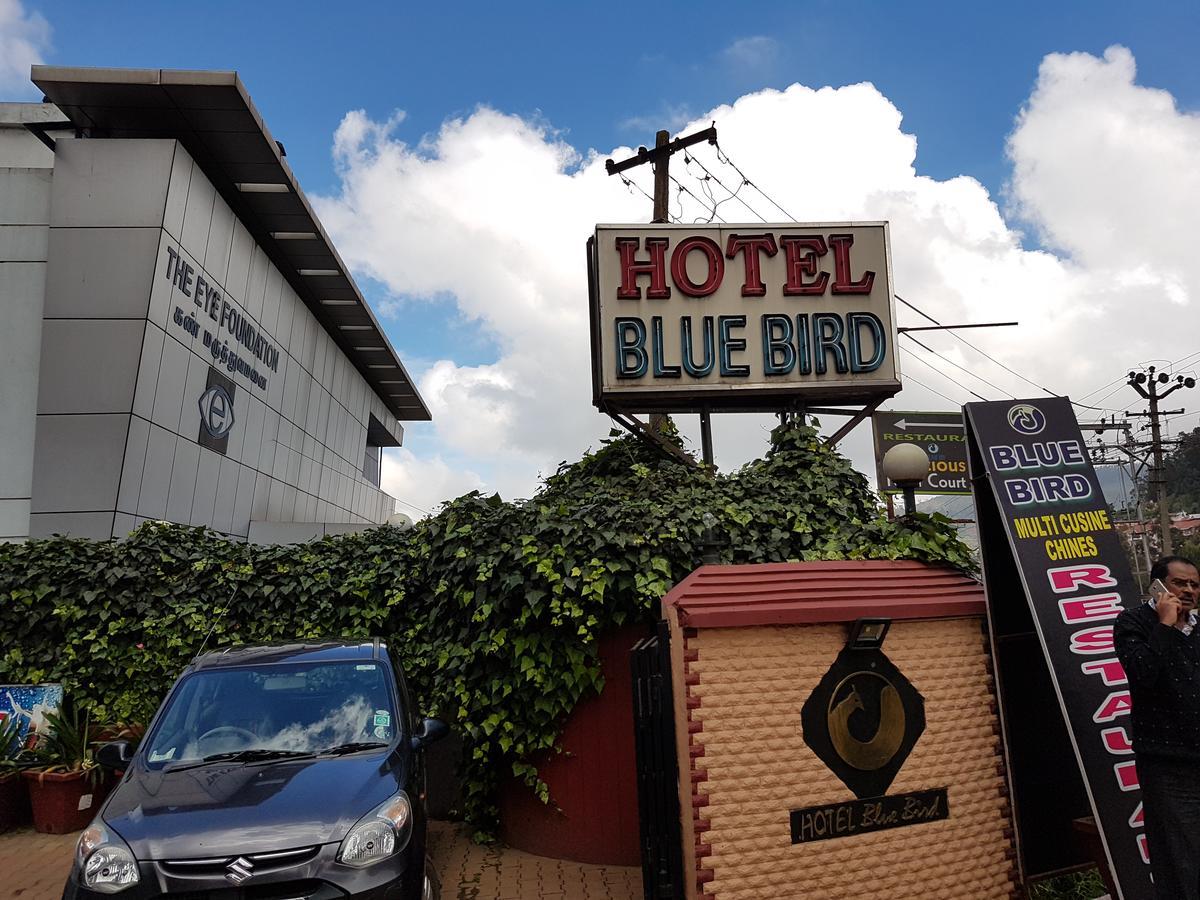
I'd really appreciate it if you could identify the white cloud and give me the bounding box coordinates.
[721,36,781,72]
[0,0,49,96]
[379,448,486,519]
[1008,45,1200,306]
[317,47,1200,505]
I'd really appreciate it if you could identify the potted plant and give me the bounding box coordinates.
[23,699,109,834]
[0,714,34,832]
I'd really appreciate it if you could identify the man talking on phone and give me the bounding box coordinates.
[1116,555,1200,898]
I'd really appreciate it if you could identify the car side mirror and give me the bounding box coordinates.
[96,740,134,770]
[410,718,449,751]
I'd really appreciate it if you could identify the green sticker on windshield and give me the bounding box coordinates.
[374,712,391,727]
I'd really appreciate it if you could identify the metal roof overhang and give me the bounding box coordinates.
[31,65,431,423]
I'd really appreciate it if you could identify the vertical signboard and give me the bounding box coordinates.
[965,398,1149,899]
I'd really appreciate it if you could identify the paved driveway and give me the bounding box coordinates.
[1,820,643,900]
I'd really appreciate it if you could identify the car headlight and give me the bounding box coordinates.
[75,822,139,894]
[337,791,413,868]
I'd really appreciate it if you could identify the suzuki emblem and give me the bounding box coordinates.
[225,856,254,885]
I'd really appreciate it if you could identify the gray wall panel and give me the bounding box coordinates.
[151,336,191,433]
[137,423,176,519]
[36,319,143,414]
[165,436,200,523]
[30,511,115,540]
[0,224,48,260]
[44,227,159,318]
[116,414,150,515]
[0,499,32,540]
[31,413,128,513]
[49,140,172,229]
[203,194,234,286]
[212,457,239,534]
[0,167,52,224]
[179,159,215,257]
[0,261,46,501]
[131,323,164,420]
[162,143,190,242]
[190,448,220,527]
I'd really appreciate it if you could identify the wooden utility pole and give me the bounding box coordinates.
[1127,365,1195,556]
[605,125,718,464]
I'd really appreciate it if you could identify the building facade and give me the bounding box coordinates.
[0,67,430,542]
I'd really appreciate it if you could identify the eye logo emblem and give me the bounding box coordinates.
[1006,403,1046,435]
[198,385,235,439]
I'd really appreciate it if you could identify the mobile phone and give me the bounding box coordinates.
[1149,578,1170,601]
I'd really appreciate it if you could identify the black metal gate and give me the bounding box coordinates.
[631,620,684,899]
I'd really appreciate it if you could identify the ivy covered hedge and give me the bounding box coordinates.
[0,420,975,836]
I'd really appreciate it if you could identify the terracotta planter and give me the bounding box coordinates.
[0,771,32,832]
[23,769,108,834]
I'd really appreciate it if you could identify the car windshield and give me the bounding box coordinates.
[142,660,398,769]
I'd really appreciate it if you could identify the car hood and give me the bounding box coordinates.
[102,752,404,860]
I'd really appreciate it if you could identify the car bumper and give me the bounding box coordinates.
[62,842,415,900]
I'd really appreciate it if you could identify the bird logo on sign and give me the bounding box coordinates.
[1006,403,1046,436]
[802,642,926,799]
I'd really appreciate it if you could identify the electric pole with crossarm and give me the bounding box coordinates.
[605,125,718,464]
[1127,364,1196,556]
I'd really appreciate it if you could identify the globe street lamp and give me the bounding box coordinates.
[882,444,931,518]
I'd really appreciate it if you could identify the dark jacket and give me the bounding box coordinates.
[1114,602,1200,762]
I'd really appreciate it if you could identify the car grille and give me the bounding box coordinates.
[158,846,321,879]
[151,878,345,900]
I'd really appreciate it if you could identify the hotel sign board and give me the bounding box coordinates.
[966,398,1150,899]
[587,223,900,413]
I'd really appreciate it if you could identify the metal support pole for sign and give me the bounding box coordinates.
[700,410,714,468]
[824,397,885,448]
[608,409,701,470]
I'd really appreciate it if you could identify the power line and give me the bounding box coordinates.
[712,139,797,220]
[899,345,989,402]
[1076,374,1128,403]
[393,496,430,517]
[669,172,726,224]
[1077,349,1200,403]
[898,371,962,406]
[901,332,1011,400]
[682,149,767,222]
[895,294,1057,400]
[618,173,673,220]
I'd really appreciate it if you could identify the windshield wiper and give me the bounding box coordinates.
[163,749,314,772]
[319,741,390,756]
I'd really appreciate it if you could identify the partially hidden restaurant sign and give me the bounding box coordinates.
[965,398,1150,899]
[587,223,900,412]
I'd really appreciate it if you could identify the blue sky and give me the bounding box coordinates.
[27,2,1200,198]
[8,1,1200,513]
